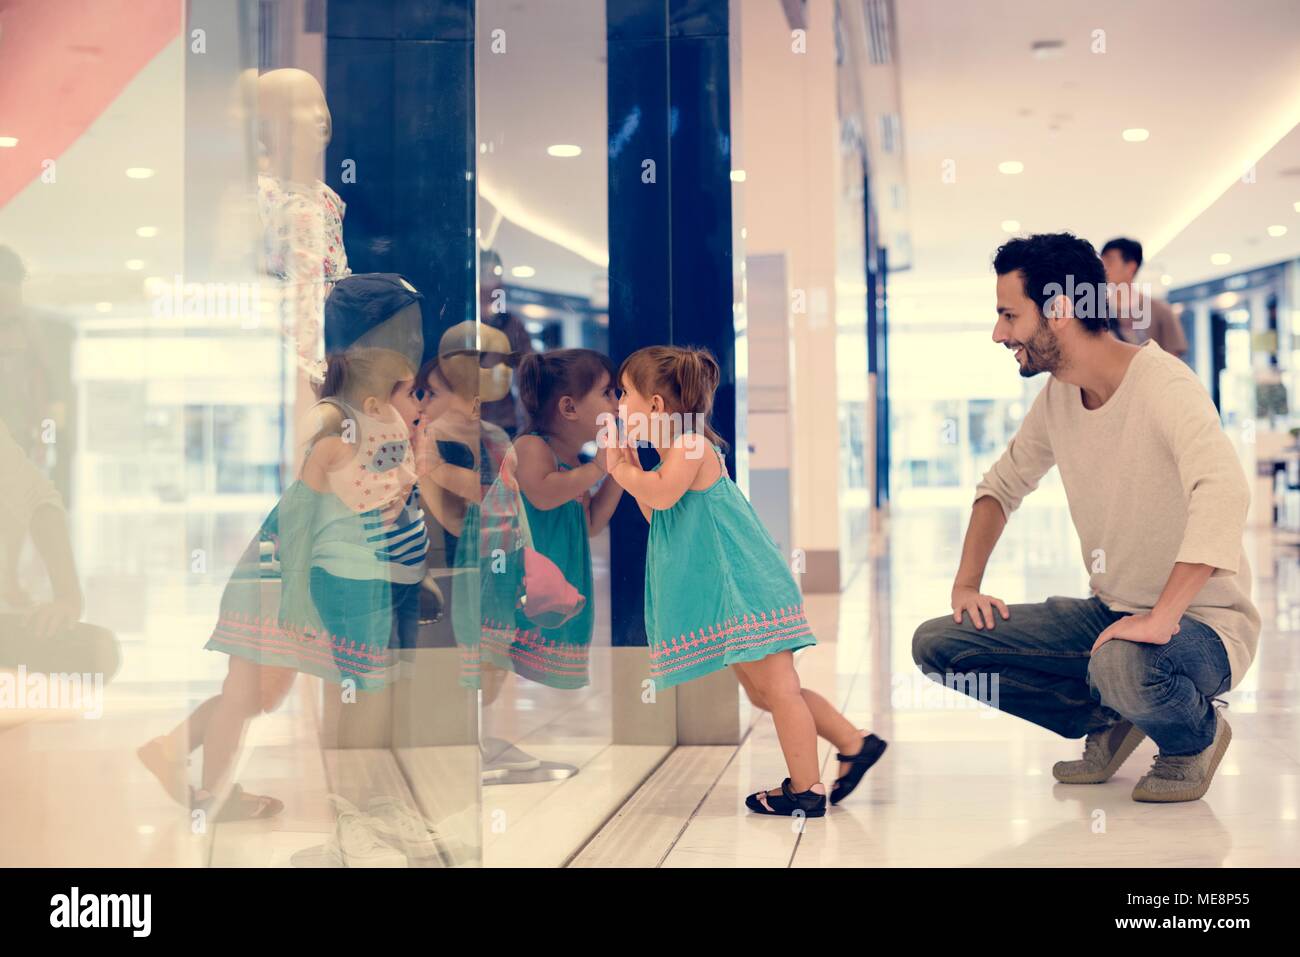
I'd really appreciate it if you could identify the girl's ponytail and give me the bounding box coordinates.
[620,345,726,449]
[676,349,720,417]
[317,353,349,400]
[515,352,547,425]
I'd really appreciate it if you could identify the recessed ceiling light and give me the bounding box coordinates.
[0,136,18,148]
[1268,224,1287,237]
[1001,220,1021,233]
[125,259,145,270]
[136,226,158,238]
[492,264,503,276]
[125,167,155,179]
[1030,39,1065,59]
[94,302,112,313]
[1294,201,1300,212]
[1121,128,1149,142]
[998,160,1024,175]
[511,265,536,279]
[730,170,747,182]
[1160,274,1173,286]
[1210,252,1231,266]
[546,144,582,158]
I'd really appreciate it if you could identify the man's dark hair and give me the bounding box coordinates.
[0,245,26,284]
[1100,237,1143,269]
[993,232,1111,334]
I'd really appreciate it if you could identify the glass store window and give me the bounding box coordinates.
[0,0,483,867]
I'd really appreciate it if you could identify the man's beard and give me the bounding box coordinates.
[1017,320,1062,378]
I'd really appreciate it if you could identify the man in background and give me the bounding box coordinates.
[0,245,76,609]
[1100,237,1188,358]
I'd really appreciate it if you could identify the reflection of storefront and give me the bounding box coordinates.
[72,321,282,638]
[505,284,608,354]
[1170,259,1300,534]
[888,324,1066,509]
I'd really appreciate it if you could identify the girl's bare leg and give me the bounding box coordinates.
[197,658,295,796]
[160,694,221,759]
[799,687,870,777]
[736,666,866,779]
[735,653,821,793]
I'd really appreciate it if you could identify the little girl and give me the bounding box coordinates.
[493,349,624,689]
[607,345,887,817]
[139,275,427,821]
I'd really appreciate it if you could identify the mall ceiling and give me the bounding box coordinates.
[891,0,1300,290]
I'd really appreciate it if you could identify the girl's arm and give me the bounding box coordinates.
[610,434,707,512]
[419,480,469,537]
[415,429,482,503]
[606,442,652,522]
[586,462,625,536]
[514,434,604,510]
[300,435,351,493]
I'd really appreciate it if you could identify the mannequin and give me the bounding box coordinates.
[256,68,350,400]
[427,322,577,780]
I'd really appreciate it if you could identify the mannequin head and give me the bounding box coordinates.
[436,320,515,413]
[257,68,331,182]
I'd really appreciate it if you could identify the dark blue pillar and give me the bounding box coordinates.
[325,1,475,357]
[607,0,736,647]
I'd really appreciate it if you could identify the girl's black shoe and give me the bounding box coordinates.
[745,778,827,817]
[831,733,888,805]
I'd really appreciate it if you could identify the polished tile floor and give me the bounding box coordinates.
[3,503,1295,867]
[608,503,1300,867]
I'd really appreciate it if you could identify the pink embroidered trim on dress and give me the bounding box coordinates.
[648,605,813,681]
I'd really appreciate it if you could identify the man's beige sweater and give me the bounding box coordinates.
[975,341,1260,688]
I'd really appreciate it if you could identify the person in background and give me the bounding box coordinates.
[1099,237,1188,358]
[0,418,118,685]
[0,245,76,608]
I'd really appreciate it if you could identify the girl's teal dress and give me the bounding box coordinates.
[454,431,595,690]
[645,442,815,690]
[205,480,395,691]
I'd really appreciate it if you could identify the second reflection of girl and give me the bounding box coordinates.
[495,350,623,689]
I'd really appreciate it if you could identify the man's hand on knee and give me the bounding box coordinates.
[1091,612,1179,653]
[951,585,1009,630]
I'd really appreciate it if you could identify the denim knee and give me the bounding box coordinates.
[912,615,960,674]
[1086,640,1152,715]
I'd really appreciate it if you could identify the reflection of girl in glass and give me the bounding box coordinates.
[138,275,427,822]
[491,350,623,689]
